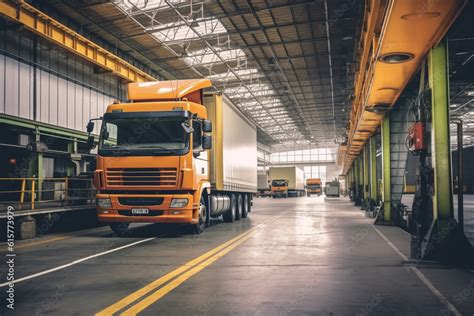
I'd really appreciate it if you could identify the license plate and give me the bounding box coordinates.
[131,208,149,215]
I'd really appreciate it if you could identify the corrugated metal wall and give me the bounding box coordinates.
[0,29,125,135]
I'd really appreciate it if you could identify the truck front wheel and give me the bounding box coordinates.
[191,196,207,234]
[109,223,129,237]
[223,194,236,222]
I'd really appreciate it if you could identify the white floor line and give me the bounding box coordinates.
[0,237,156,288]
[400,229,411,236]
[370,223,462,316]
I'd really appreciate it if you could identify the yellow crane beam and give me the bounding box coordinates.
[339,0,466,175]
[0,0,156,83]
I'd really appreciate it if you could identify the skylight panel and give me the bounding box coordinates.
[208,68,260,82]
[184,47,245,66]
[117,0,174,11]
[232,90,276,98]
[150,17,227,43]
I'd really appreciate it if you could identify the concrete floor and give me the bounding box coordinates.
[1,197,474,315]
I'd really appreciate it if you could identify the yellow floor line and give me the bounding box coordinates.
[96,224,263,316]
[122,229,258,315]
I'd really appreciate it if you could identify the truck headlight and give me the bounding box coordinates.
[170,198,188,208]
[97,198,112,208]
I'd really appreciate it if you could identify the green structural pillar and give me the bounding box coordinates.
[370,136,378,203]
[381,116,391,221]
[358,154,364,206]
[363,144,370,204]
[429,41,453,221]
[354,156,360,205]
[35,128,43,202]
[67,141,75,176]
[351,166,354,189]
[355,157,359,188]
[347,167,351,192]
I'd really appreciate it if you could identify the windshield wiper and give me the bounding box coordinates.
[105,146,132,155]
[137,145,176,154]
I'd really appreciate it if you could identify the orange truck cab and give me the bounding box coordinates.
[86,79,257,235]
[306,178,322,197]
[271,179,289,198]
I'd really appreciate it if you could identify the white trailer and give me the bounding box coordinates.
[269,166,305,197]
[205,93,258,215]
[257,172,271,197]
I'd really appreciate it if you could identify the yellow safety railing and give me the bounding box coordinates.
[0,177,95,210]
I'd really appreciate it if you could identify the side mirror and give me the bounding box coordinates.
[86,121,95,133]
[203,120,212,133]
[202,135,212,150]
[87,135,95,150]
[181,121,194,134]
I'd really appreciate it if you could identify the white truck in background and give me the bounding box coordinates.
[257,172,271,197]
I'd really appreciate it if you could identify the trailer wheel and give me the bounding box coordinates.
[191,196,207,234]
[223,194,236,222]
[235,194,242,220]
[242,194,249,218]
[248,194,252,212]
[109,223,129,237]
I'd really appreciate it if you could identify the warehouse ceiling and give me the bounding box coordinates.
[51,0,362,151]
[448,0,474,148]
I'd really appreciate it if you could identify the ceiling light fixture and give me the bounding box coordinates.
[401,12,441,20]
[365,103,391,114]
[379,52,414,64]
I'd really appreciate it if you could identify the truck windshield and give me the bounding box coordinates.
[272,180,287,187]
[98,116,189,156]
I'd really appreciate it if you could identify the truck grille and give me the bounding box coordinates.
[118,197,164,206]
[106,168,178,187]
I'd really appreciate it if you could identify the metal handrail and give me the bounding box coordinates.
[0,177,95,210]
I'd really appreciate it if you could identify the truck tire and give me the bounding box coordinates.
[109,223,129,237]
[242,194,249,218]
[223,194,236,222]
[307,193,310,197]
[191,196,207,234]
[235,194,242,220]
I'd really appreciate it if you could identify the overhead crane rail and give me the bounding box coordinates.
[0,0,156,83]
[340,0,466,174]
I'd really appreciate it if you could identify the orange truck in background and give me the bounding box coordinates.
[269,166,305,198]
[86,79,257,235]
[270,179,289,198]
[306,178,322,197]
